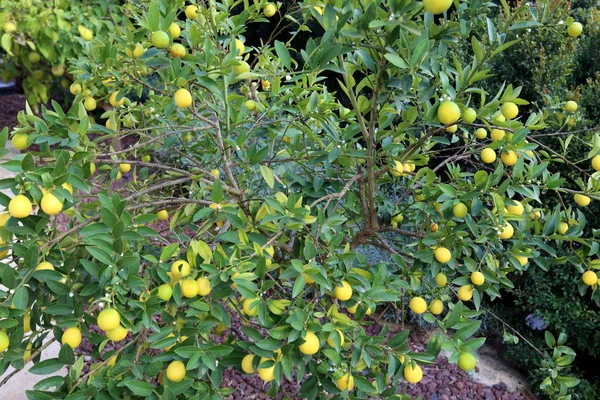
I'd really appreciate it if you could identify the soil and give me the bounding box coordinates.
[0,94,27,131]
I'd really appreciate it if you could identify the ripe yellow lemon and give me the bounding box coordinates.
[404,363,423,383]
[9,195,32,218]
[481,148,496,163]
[62,327,82,348]
[62,182,74,195]
[157,284,173,301]
[574,194,591,207]
[168,23,181,38]
[582,270,598,286]
[434,247,451,264]
[264,3,277,17]
[429,299,444,315]
[409,297,427,314]
[565,101,578,113]
[233,38,245,55]
[84,97,97,111]
[97,308,120,331]
[36,261,54,271]
[334,280,353,301]
[156,210,168,220]
[0,212,9,227]
[0,331,8,352]
[490,129,505,141]
[196,277,211,296]
[126,43,145,58]
[336,372,355,391]
[458,353,477,371]
[70,83,82,95]
[501,102,519,119]
[4,22,17,32]
[257,357,275,381]
[590,155,600,171]
[171,260,191,279]
[12,133,29,150]
[422,0,453,14]
[245,100,256,111]
[233,60,251,76]
[446,124,457,133]
[452,202,467,219]
[498,222,514,239]
[109,91,124,107]
[347,302,372,315]
[119,163,131,173]
[506,200,524,215]
[170,43,186,58]
[558,222,569,235]
[181,279,199,298]
[41,193,63,215]
[243,298,259,316]
[514,255,528,266]
[23,313,31,333]
[174,88,192,108]
[437,101,460,125]
[166,360,186,382]
[241,354,255,373]
[458,284,474,301]
[299,331,320,355]
[185,5,198,18]
[327,329,344,347]
[151,30,170,48]
[501,150,518,166]
[470,271,485,286]
[568,22,583,37]
[80,28,93,41]
[106,325,128,341]
[434,272,447,287]
[475,128,487,139]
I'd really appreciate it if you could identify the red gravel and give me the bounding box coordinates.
[0,94,27,130]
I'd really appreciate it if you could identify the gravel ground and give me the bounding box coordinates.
[0,94,27,130]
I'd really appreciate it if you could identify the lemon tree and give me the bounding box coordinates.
[0,1,595,399]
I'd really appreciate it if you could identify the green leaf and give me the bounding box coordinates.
[148,1,160,31]
[274,41,291,69]
[384,53,408,69]
[1,34,12,55]
[471,37,483,64]
[211,179,224,203]
[22,153,35,171]
[545,331,556,347]
[13,287,29,309]
[454,320,481,341]
[26,391,53,400]
[125,380,154,396]
[292,274,305,298]
[259,165,275,189]
[29,358,64,375]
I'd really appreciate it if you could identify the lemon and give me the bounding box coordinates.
[582,270,598,286]
[514,255,528,266]
[434,272,447,287]
[501,102,519,119]
[62,182,74,195]
[347,302,372,315]
[23,342,32,361]
[506,200,524,215]
[170,43,186,58]
[169,23,181,38]
[429,299,444,315]
[62,327,82,348]
[174,88,192,108]
[181,279,199,298]
[12,133,29,150]
[458,353,477,371]
[81,28,93,41]
[245,100,256,111]
[106,325,128,341]
[498,222,514,239]
[4,22,17,32]
[119,163,131,173]
[126,43,145,58]
[422,0,453,14]
[457,285,473,301]
[303,272,315,284]
[471,271,485,286]
[233,60,251,76]
[334,280,353,301]
[151,30,170,48]
[241,354,255,373]
[336,372,355,391]
[261,79,271,90]
[501,150,518,166]
[452,202,467,218]
[558,222,569,235]
[84,97,97,111]
[567,22,583,37]
[171,260,191,279]
[23,313,31,333]
[28,52,41,63]
[156,210,168,220]
[35,261,55,272]
[109,91,124,107]
[243,298,259,316]
[196,277,211,296]
[480,148,496,163]
[446,124,457,133]
[185,5,198,18]
[41,193,63,215]
[409,297,427,314]
[475,128,487,139]
[257,357,275,381]
[97,308,120,331]
[490,129,505,141]
[157,284,173,301]
[404,363,423,383]
[327,329,344,347]
[437,101,460,124]
[9,195,32,218]
[574,194,591,207]
[0,331,9,352]
[264,3,277,17]
[565,101,578,113]
[434,247,451,264]
[166,360,186,382]
[70,83,82,95]
[299,331,320,355]
[233,38,245,55]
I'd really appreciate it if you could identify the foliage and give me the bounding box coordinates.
[0,1,597,399]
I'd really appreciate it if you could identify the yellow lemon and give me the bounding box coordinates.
[299,331,320,355]
[196,277,211,296]
[23,313,31,333]
[84,97,97,111]
[106,325,128,341]
[475,128,487,139]
[4,22,17,32]
[119,163,131,173]
[170,43,187,58]
[347,302,372,315]
[233,60,251,76]
[62,182,74,195]
[174,88,192,108]
[565,101,578,113]
[501,150,518,166]
[458,353,477,371]
[422,0,453,15]
[462,108,477,123]
[453,202,467,218]
[109,91,125,107]
[457,285,473,301]
[9,195,32,218]
[62,327,82,348]
[245,100,256,111]
[327,329,344,347]
[81,28,93,41]
[574,194,591,207]
[264,3,277,17]
[151,30,170,48]
[257,357,275,381]
[404,363,423,383]
[434,272,447,287]
[233,38,245,55]
[12,133,29,150]
[437,101,460,125]
[567,22,583,37]
[558,222,569,235]
[169,23,181,38]
[582,270,598,286]
[171,260,191,279]
[409,297,427,314]
[498,222,514,239]
[181,279,199,298]
[41,193,63,215]
[166,360,186,382]
[0,331,8,352]
[470,271,485,286]
[481,148,496,163]
[334,280,353,301]
[243,298,259,316]
[490,129,505,141]
[241,354,255,374]
[429,299,444,315]
[156,210,168,220]
[36,261,55,271]
[97,308,120,331]
[506,200,524,215]
[515,255,528,266]
[126,43,145,58]
[157,284,173,301]
[501,102,519,119]
[336,372,355,391]
[434,247,451,264]
[185,5,198,18]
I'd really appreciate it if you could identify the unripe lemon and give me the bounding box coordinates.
[334,280,353,301]
[462,108,477,123]
[574,194,591,207]
[257,357,275,381]
[564,101,578,113]
[156,210,168,220]
[409,297,427,314]
[28,52,41,63]
[264,3,277,17]
[452,202,467,219]
[171,260,191,279]
[558,222,569,235]
[97,308,120,331]
[434,247,451,264]
[0,331,9,352]
[84,97,97,111]
[457,284,473,301]
[506,200,524,215]
[501,102,519,119]
[481,148,496,163]
[157,284,173,301]
[434,272,447,287]
[299,331,320,355]
[89,163,96,174]
[185,5,198,18]
[501,150,518,166]
[437,101,460,125]
[490,129,505,141]
[471,271,485,286]
[475,128,487,139]
[109,91,125,107]
[568,22,583,37]
[327,329,344,347]
[582,270,598,286]
[430,299,444,315]
[36,261,54,271]
[458,353,477,371]
[336,372,355,391]
[62,327,82,349]
[243,298,259,316]
[141,155,151,163]
[12,133,29,150]
[51,65,64,77]
[422,0,453,14]
[241,354,255,373]
[181,279,199,298]
[169,23,181,38]
[41,193,63,215]
[9,195,32,218]
[233,60,251,76]
[404,363,423,383]
[197,277,211,296]
[232,38,245,55]
[245,100,256,111]
[70,83,82,95]
[152,31,170,48]
[119,163,131,173]
[174,88,192,108]
[106,325,128,341]
[498,222,514,239]
[170,43,186,58]
[166,360,186,382]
